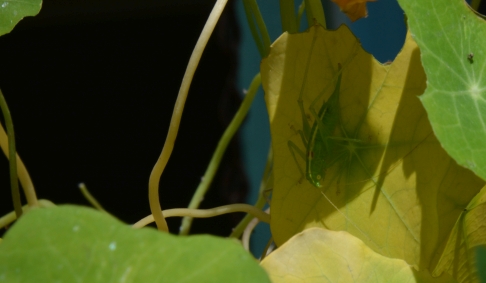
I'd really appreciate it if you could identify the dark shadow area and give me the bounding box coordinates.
[382,38,484,271]
[0,0,247,237]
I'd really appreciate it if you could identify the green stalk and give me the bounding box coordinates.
[243,0,271,57]
[304,0,326,28]
[149,0,229,232]
[248,0,271,57]
[134,204,270,229]
[230,148,273,239]
[242,0,264,57]
[0,89,22,218]
[280,0,298,33]
[179,73,262,235]
[78,183,107,213]
[0,120,37,208]
[229,191,267,238]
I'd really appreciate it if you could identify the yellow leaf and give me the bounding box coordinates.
[261,24,485,276]
[261,228,457,283]
[433,185,486,282]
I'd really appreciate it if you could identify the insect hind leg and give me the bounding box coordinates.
[288,140,307,184]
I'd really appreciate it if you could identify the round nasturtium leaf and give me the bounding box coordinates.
[397,0,486,181]
[261,24,485,276]
[0,0,42,36]
[0,205,270,283]
[261,228,457,283]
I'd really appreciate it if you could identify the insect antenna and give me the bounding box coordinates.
[320,190,380,249]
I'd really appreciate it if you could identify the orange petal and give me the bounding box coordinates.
[332,0,376,22]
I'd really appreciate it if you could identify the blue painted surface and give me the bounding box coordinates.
[236,0,406,256]
[341,0,407,63]
[235,0,279,257]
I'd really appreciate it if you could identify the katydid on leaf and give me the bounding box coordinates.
[288,65,350,188]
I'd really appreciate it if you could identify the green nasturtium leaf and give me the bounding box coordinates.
[261,24,485,278]
[261,228,457,283]
[397,0,486,181]
[0,0,41,36]
[0,205,270,283]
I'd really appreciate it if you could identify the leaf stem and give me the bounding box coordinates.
[0,90,22,217]
[243,0,271,57]
[305,0,326,29]
[78,183,107,213]
[0,122,37,208]
[230,193,267,238]
[242,214,260,250]
[230,148,272,239]
[249,0,271,57]
[242,0,264,57]
[133,203,270,229]
[148,0,229,232]
[179,73,262,235]
[280,0,298,33]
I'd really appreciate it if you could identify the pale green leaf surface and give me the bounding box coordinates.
[433,185,486,283]
[261,25,485,275]
[397,0,486,180]
[261,228,457,283]
[0,0,41,36]
[0,205,270,283]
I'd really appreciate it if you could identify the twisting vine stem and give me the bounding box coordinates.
[148,0,230,232]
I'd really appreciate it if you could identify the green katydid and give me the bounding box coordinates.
[284,26,371,191]
[286,66,383,244]
[288,66,346,188]
[287,63,432,197]
[284,29,432,197]
[287,64,377,193]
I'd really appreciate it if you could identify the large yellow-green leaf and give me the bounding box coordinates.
[261,228,457,283]
[261,24,485,275]
[0,205,270,282]
[397,0,486,181]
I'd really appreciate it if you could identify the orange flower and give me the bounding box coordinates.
[332,0,376,22]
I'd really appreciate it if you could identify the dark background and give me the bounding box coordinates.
[0,0,247,236]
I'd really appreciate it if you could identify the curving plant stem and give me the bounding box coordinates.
[0,123,37,208]
[133,203,270,229]
[78,183,107,213]
[242,215,260,251]
[148,0,230,232]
